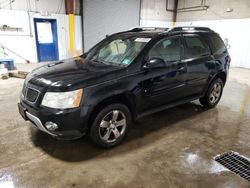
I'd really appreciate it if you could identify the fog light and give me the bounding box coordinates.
[45,121,58,131]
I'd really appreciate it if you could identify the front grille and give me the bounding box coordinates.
[214,151,250,181]
[22,85,40,103]
[26,88,39,103]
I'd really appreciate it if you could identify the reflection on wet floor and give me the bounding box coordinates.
[180,151,229,175]
[0,78,250,188]
[0,173,15,188]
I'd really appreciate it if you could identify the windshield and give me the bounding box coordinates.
[86,36,151,66]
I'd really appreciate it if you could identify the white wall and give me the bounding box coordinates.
[141,17,250,69]
[0,10,82,63]
[177,0,250,21]
[140,0,250,69]
[176,19,250,68]
[140,19,173,27]
[0,0,65,14]
[176,0,250,68]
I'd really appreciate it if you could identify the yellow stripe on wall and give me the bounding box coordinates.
[69,14,75,50]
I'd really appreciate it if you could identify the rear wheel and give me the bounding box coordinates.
[89,103,131,148]
[199,78,224,108]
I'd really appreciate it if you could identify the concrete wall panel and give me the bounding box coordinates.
[1,0,65,14]
[177,0,250,21]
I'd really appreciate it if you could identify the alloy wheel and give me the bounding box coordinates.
[99,110,126,143]
[209,82,222,104]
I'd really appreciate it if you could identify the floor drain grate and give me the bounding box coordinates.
[214,151,250,181]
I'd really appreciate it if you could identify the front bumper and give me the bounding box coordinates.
[26,111,58,136]
[18,101,90,140]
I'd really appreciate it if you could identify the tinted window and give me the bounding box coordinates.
[184,36,209,59]
[148,37,181,63]
[207,34,226,55]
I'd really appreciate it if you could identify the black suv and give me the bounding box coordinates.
[18,27,230,148]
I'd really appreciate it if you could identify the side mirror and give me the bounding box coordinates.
[143,58,166,69]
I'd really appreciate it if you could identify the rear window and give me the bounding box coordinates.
[148,37,181,63]
[184,35,209,59]
[207,34,226,55]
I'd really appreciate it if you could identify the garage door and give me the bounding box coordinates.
[83,0,141,52]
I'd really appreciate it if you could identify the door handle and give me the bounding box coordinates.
[177,66,185,72]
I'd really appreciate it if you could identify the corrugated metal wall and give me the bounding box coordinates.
[83,0,140,52]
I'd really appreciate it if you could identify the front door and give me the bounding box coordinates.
[140,36,187,112]
[34,18,59,62]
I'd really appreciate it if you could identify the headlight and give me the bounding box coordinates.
[41,89,83,109]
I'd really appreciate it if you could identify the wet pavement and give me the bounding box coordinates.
[0,73,250,188]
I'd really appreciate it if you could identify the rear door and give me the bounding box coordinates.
[182,34,213,97]
[204,33,230,73]
[140,35,187,111]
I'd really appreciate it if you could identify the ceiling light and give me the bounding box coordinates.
[226,8,233,12]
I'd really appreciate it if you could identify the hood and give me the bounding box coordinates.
[26,57,125,91]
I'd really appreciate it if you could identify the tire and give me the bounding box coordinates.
[89,103,131,148]
[199,78,224,108]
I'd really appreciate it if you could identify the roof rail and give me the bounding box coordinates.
[129,26,169,32]
[169,26,213,32]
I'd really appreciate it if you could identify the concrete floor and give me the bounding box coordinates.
[0,68,250,188]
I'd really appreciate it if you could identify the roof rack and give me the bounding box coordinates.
[169,26,213,32]
[129,26,169,32]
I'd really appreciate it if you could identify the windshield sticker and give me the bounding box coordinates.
[134,38,151,43]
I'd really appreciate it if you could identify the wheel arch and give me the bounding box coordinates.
[202,71,227,96]
[213,71,227,86]
[87,93,136,130]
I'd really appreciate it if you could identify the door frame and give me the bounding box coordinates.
[34,18,59,62]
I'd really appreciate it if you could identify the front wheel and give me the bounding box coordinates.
[89,103,131,148]
[199,78,224,108]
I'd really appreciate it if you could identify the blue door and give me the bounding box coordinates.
[34,18,59,62]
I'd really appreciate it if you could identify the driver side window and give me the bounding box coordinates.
[148,37,181,63]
